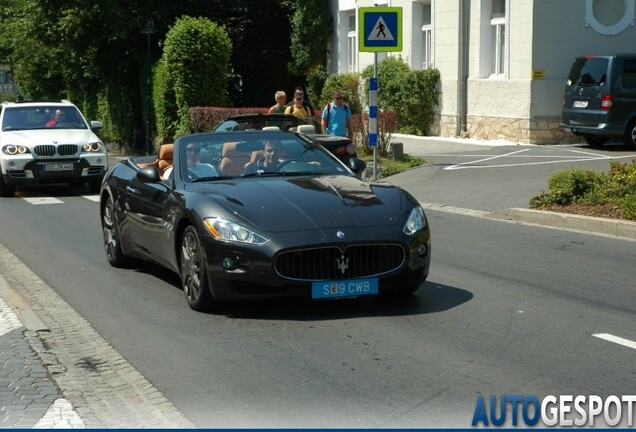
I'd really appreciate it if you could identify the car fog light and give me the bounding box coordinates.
[96,158,102,164]
[9,161,15,167]
[222,257,236,270]
[417,245,428,258]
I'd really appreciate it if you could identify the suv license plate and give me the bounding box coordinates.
[312,277,379,299]
[43,163,74,172]
[573,100,588,108]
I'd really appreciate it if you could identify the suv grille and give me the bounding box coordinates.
[275,244,405,281]
[34,144,78,157]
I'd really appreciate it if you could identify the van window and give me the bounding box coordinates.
[622,60,636,88]
[567,57,608,87]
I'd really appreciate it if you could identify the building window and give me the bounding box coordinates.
[490,0,506,76]
[0,71,7,85]
[421,1,432,68]
[411,1,433,69]
[347,14,357,73]
[586,0,634,35]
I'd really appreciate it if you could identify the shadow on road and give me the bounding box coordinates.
[220,281,472,321]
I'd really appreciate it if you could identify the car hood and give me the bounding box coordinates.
[1,129,100,145]
[188,175,406,232]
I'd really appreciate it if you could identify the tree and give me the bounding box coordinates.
[162,16,232,136]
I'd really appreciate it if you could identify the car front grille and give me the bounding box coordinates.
[34,145,79,157]
[275,243,405,281]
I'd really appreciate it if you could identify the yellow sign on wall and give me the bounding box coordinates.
[532,69,545,80]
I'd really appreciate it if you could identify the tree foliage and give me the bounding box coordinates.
[362,57,440,135]
[162,16,232,136]
[0,0,308,149]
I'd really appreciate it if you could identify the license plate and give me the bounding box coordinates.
[573,100,588,108]
[42,163,74,172]
[312,277,379,299]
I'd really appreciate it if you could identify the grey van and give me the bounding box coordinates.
[560,54,636,148]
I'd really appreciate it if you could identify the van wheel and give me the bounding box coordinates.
[0,175,15,197]
[624,120,636,149]
[584,135,608,148]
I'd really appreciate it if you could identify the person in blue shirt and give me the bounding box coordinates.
[321,91,352,138]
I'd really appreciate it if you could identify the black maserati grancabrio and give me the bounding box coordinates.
[100,130,431,311]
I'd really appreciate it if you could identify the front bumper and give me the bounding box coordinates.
[199,227,431,302]
[1,154,107,185]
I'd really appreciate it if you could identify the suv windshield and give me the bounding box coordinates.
[1,106,88,131]
[567,57,608,87]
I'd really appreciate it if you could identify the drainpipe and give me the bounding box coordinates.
[457,0,470,136]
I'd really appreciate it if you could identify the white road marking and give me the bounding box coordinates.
[445,149,531,170]
[34,398,85,428]
[83,194,100,202]
[441,148,636,170]
[593,333,636,350]
[22,197,64,205]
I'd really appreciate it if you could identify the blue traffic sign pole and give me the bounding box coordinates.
[369,70,378,180]
[359,6,401,180]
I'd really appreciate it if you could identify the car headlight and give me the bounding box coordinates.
[203,217,269,245]
[82,142,103,152]
[2,145,30,155]
[403,206,427,235]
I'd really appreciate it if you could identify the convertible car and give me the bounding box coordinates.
[100,130,431,311]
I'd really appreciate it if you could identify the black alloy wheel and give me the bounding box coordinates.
[180,225,214,311]
[102,195,132,267]
[0,174,16,197]
[624,120,636,149]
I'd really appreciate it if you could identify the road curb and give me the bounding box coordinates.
[487,208,636,241]
[0,272,48,332]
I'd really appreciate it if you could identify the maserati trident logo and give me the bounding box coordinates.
[336,254,349,275]
[337,231,345,239]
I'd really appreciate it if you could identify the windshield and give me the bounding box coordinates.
[1,106,89,131]
[175,131,351,182]
[213,115,321,133]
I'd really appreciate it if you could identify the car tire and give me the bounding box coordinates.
[624,120,636,149]
[0,174,15,197]
[89,180,101,193]
[180,226,215,312]
[583,135,609,148]
[102,195,133,267]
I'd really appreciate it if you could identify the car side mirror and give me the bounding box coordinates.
[348,157,367,174]
[137,166,161,183]
[90,120,103,131]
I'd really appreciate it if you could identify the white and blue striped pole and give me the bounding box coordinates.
[370,53,378,180]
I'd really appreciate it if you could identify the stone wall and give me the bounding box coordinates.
[434,114,583,144]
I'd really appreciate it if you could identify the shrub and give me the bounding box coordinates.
[529,161,636,220]
[361,57,440,135]
[350,111,398,156]
[189,106,268,132]
[162,16,232,137]
[319,73,363,115]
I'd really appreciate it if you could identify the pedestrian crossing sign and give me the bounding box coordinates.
[359,7,402,52]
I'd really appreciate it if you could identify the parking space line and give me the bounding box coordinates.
[593,333,636,351]
[445,149,530,170]
[22,197,64,205]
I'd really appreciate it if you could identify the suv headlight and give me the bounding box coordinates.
[82,142,103,152]
[403,206,427,235]
[203,217,269,245]
[2,145,31,155]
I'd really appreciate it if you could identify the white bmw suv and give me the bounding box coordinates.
[0,99,108,197]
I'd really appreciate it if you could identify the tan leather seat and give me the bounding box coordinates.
[220,142,250,175]
[158,144,173,178]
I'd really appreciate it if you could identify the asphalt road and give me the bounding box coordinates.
[0,139,634,427]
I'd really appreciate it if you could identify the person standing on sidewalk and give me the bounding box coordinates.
[321,90,352,139]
